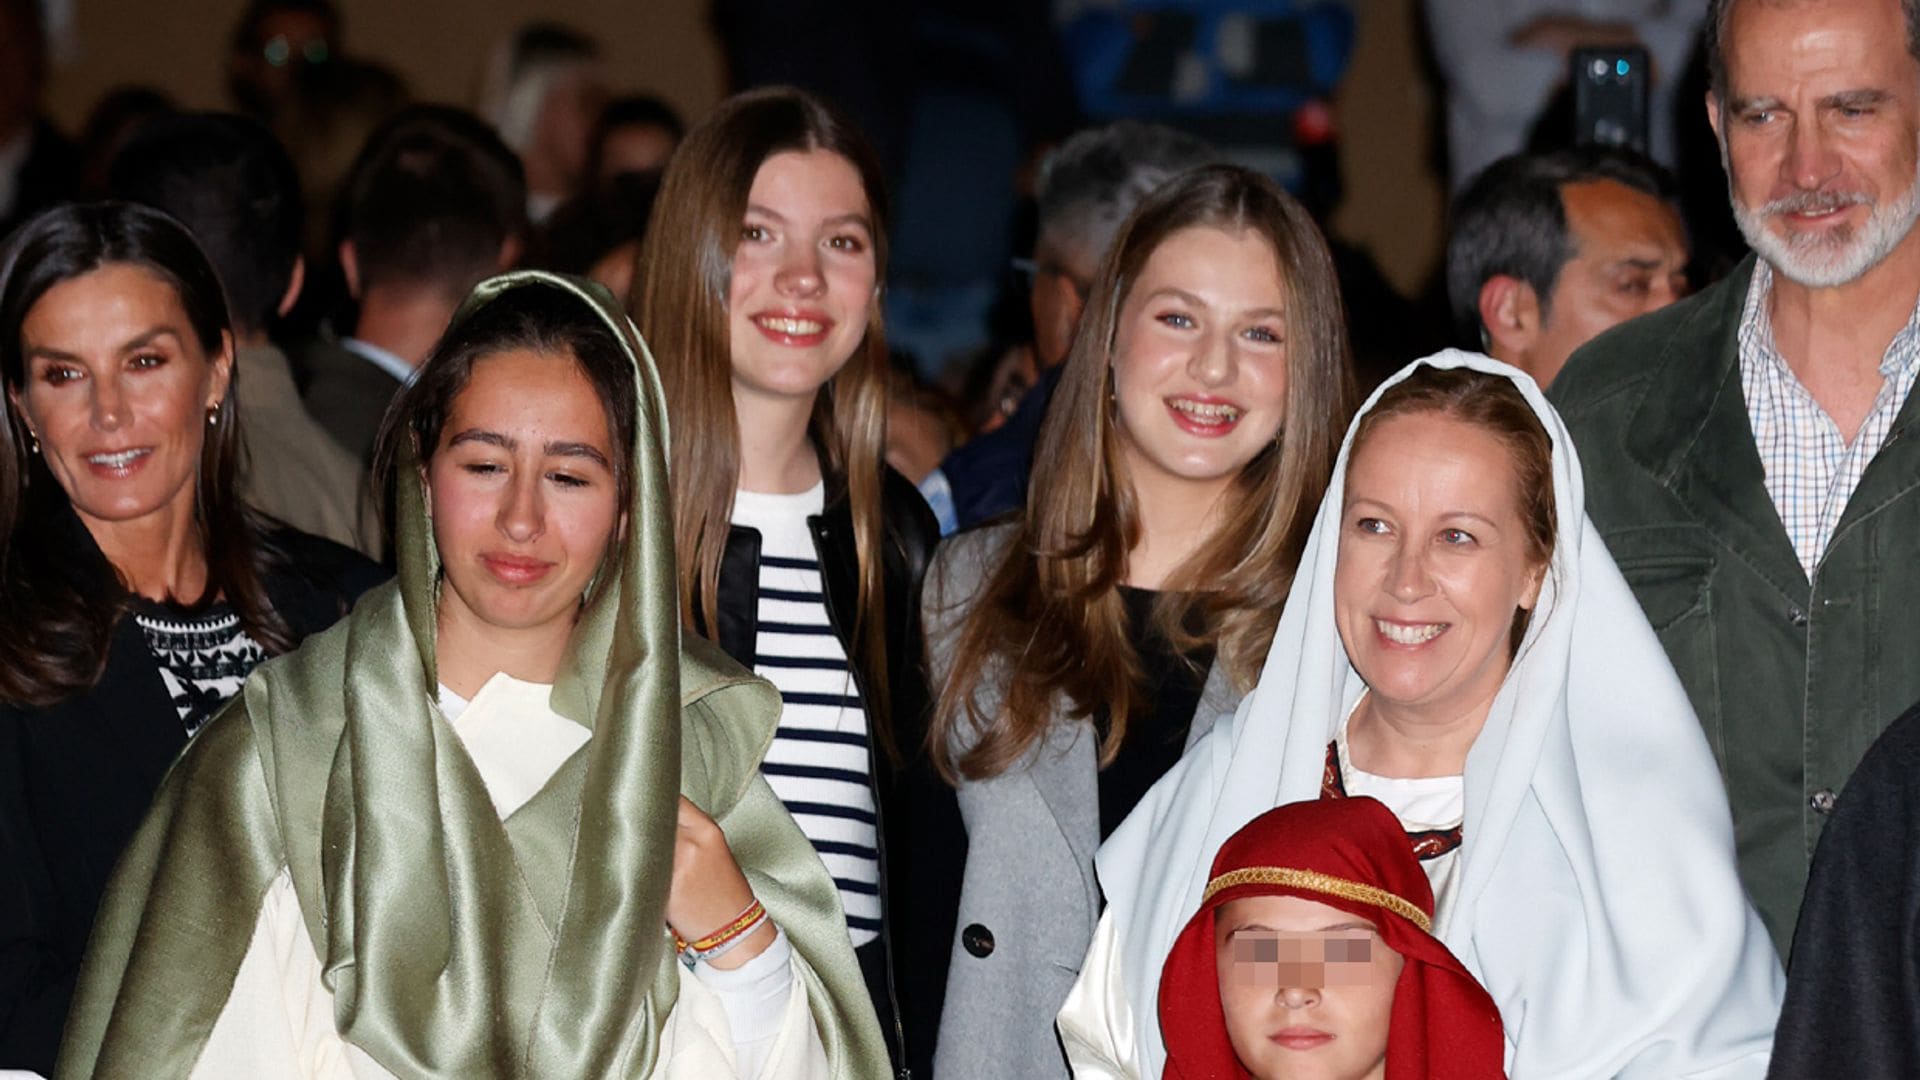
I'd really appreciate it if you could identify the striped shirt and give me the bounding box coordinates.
[1739,261,1920,578]
[732,483,881,947]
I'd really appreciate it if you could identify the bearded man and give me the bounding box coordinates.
[1550,0,1920,960]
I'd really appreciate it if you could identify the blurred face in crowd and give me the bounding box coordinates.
[726,149,877,408]
[1109,225,1291,513]
[11,264,231,540]
[427,348,620,647]
[1031,233,1101,371]
[1214,894,1402,1080]
[231,6,336,114]
[1335,411,1545,726]
[1711,0,1920,288]
[535,68,608,193]
[588,240,640,302]
[597,121,678,181]
[1489,178,1688,387]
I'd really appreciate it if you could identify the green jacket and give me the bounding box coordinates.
[1550,254,1920,958]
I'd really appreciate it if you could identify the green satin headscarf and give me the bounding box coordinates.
[57,272,890,1078]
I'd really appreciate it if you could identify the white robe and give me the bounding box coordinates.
[1070,352,1783,1079]
[1057,707,1463,1079]
[193,673,831,1079]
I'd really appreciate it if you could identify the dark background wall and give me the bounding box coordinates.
[41,0,1446,295]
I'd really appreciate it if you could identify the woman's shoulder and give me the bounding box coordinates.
[924,520,1019,618]
[933,519,1018,578]
[257,524,390,631]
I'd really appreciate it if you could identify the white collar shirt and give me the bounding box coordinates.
[1738,260,1920,579]
[341,336,418,387]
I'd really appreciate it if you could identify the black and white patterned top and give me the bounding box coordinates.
[731,482,881,948]
[131,601,267,738]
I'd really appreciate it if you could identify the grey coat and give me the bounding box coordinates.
[923,523,1240,1080]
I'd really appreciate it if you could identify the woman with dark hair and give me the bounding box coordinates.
[57,272,889,1078]
[922,164,1356,1080]
[632,86,954,1076]
[1069,353,1782,1075]
[0,201,380,1074]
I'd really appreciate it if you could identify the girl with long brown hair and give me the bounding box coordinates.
[631,87,954,1078]
[922,164,1355,1079]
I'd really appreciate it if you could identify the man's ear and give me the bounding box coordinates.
[277,256,306,318]
[1477,275,1542,366]
[339,241,362,299]
[1706,90,1725,146]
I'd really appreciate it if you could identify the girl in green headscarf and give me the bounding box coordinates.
[55,272,890,1079]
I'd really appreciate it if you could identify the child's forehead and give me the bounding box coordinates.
[1215,893,1380,935]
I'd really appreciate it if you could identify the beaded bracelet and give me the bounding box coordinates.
[673,898,769,964]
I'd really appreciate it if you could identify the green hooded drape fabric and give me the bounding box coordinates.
[55,271,891,1079]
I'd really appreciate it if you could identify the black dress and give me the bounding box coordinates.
[0,523,384,1073]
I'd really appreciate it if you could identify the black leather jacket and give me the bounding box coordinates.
[706,468,963,1080]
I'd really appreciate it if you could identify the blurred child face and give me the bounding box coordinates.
[1214,895,1402,1080]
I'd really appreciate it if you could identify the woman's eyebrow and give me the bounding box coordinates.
[26,326,183,362]
[447,429,512,451]
[823,212,873,232]
[545,441,611,468]
[1441,510,1499,525]
[446,430,612,469]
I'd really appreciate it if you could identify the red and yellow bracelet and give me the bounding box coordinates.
[673,898,768,963]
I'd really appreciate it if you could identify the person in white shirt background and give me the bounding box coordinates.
[1423,0,1703,190]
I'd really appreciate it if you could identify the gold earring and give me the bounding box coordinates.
[206,403,219,427]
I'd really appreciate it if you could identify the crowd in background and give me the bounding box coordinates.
[7,0,1920,1076]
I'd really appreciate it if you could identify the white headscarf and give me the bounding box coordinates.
[1095,351,1783,1077]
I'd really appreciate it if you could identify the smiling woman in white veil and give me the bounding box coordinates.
[1060,350,1783,1078]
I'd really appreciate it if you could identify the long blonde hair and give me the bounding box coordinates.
[630,87,897,758]
[930,165,1355,783]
